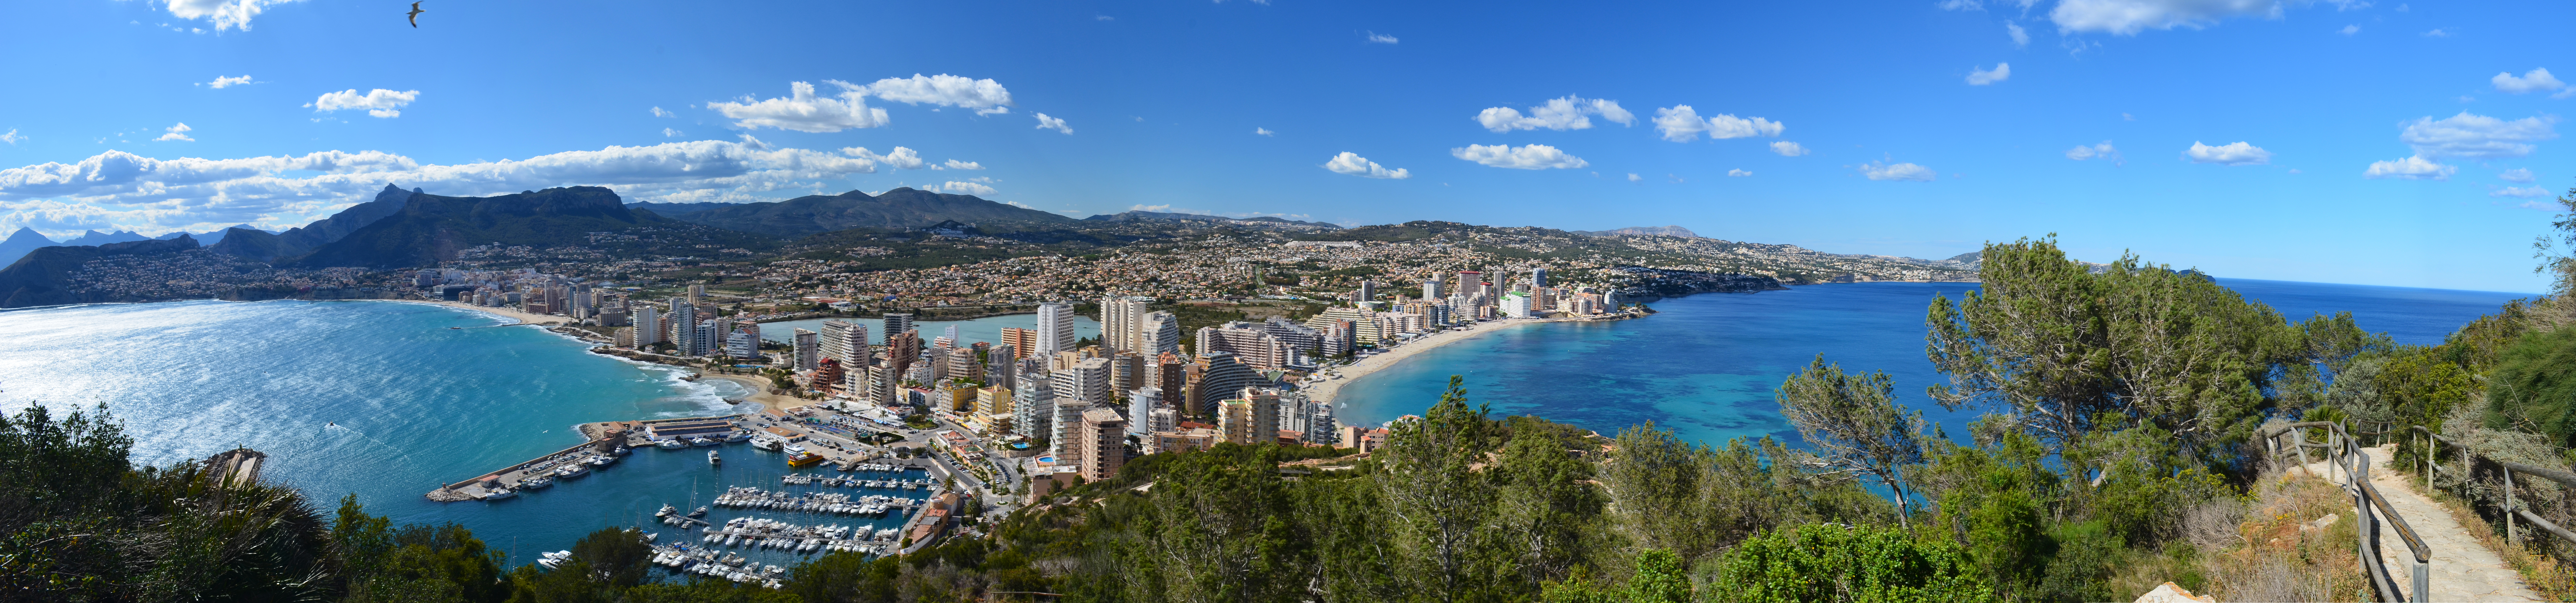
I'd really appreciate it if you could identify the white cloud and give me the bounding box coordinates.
[707,81,888,133]
[0,139,886,234]
[2399,112,2559,158]
[2065,140,2122,165]
[1323,152,1411,179]
[154,123,194,142]
[942,159,985,170]
[1034,113,1073,134]
[2183,141,2272,165]
[1367,31,1399,44]
[1967,63,2011,85]
[1652,105,1784,142]
[2362,154,2455,180]
[860,74,1013,115]
[308,88,420,118]
[931,181,998,196]
[2422,28,2449,37]
[843,146,927,169]
[1,130,21,145]
[1450,144,1587,170]
[662,128,683,137]
[2492,186,2551,198]
[1475,97,1635,133]
[1254,127,1274,136]
[2338,24,2360,35]
[160,0,300,32]
[1626,173,1642,182]
[1936,0,1984,10]
[1096,15,1113,21]
[2007,21,2030,47]
[1858,160,1936,182]
[651,106,676,118]
[2049,0,2281,36]
[2492,68,2572,98]
[202,75,254,88]
[1770,141,1810,156]
[2501,168,2536,183]
[1727,168,1753,177]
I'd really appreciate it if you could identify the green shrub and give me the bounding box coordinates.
[2486,327,2576,446]
[1710,523,1995,603]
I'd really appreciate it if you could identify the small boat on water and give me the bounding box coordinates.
[708,450,721,465]
[690,437,717,447]
[586,455,613,467]
[751,437,780,452]
[481,488,517,501]
[724,431,752,443]
[657,504,678,517]
[688,506,708,518]
[656,439,686,450]
[521,476,554,490]
[614,445,631,456]
[558,464,590,479]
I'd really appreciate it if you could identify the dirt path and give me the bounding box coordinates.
[2299,444,2543,602]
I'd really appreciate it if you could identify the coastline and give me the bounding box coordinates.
[396,299,565,325]
[700,374,811,415]
[1303,317,1577,406]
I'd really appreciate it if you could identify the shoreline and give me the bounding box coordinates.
[394,299,567,326]
[1302,317,1581,407]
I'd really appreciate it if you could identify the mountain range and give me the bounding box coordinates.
[640,187,1073,238]
[211,184,421,262]
[291,186,669,268]
[1575,225,1700,238]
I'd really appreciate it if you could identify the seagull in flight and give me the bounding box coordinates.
[406,1,426,28]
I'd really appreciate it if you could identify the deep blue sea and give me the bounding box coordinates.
[0,279,2524,566]
[1331,279,2529,448]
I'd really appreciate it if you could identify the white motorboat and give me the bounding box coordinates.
[708,450,721,465]
[690,437,717,447]
[656,439,686,450]
[558,464,590,479]
[481,488,517,501]
[724,431,752,443]
[656,504,678,517]
[520,476,553,490]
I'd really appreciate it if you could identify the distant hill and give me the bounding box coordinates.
[624,201,738,217]
[292,186,671,268]
[59,230,151,246]
[212,184,418,262]
[0,236,199,308]
[154,224,266,246]
[0,228,58,267]
[1081,210,1340,229]
[668,188,1074,237]
[1575,225,1698,238]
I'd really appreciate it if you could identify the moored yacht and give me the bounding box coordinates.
[520,476,554,490]
[724,431,751,443]
[690,437,717,447]
[708,450,721,465]
[558,464,590,479]
[481,488,517,501]
[656,439,686,450]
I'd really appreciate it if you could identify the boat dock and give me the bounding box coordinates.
[427,436,624,502]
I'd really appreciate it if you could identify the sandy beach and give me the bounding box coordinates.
[400,299,568,325]
[1302,317,1574,405]
[702,374,811,415]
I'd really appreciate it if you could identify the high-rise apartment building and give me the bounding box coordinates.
[1077,408,1127,481]
[1099,296,1154,354]
[1140,311,1181,356]
[1051,357,1112,404]
[1049,400,1091,458]
[882,314,914,339]
[1354,280,1376,303]
[1196,322,1292,370]
[792,328,820,371]
[1218,390,1279,446]
[1153,352,1186,400]
[819,319,868,368]
[1532,268,1549,288]
[1034,302,1075,358]
[885,329,921,384]
[634,306,661,345]
[1012,374,1054,439]
[946,346,983,382]
[1108,352,1144,395]
[687,283,707,301]
[1276,389,1335,445]
[999,327,1037,360]
[988,344,1018,390]
[1184,353,1260,416]
[1127,387,1161,438]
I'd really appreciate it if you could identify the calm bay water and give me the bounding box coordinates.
[0,278,2523,565]
[0,300,917,568]
[1332,279,2527,448]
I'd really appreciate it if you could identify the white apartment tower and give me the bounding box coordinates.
[1100,296,1154,354]
[633,306,661,345]
[1140,311,1182,356]
[819,320,869,368]
[1035,302,1076,358]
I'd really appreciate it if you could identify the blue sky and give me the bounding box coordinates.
[0,0,2569,292]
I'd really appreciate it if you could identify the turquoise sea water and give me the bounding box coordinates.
[0,300,921,568]
[1331,279,2527,448]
